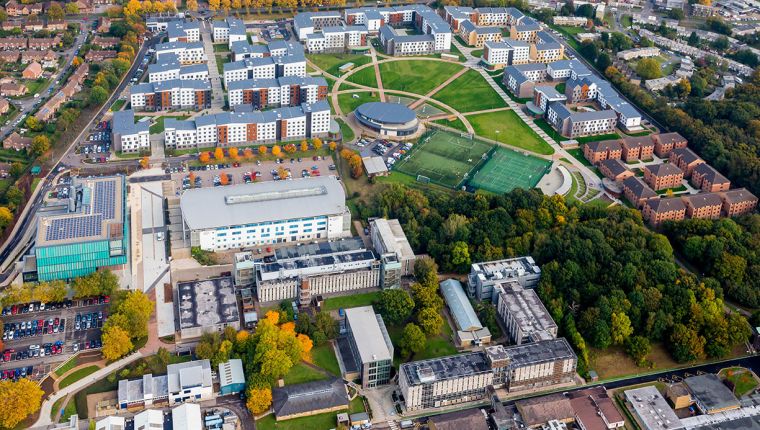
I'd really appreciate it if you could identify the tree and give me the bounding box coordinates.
[611,312,633,345]
[47,3,64,20]
[187,0,198,10]
[5,188,23,209]
[670,323,706,363]
[314,311,337,340]
[688,32,700,46]
[399,323,426,357]
[259,348,293,380]
[30,135,50,157]
[0,378,44,429]
[417,307,443,336]
[0,207,12,230]
[625,335,651,366]
[25,116,41,132]
[636,58,662,80]
[139,156,150,169]
[450,241,471,271]
[414,257,438,288]
[272,145,282,157]
[246,386,272,415]
[199,152,211,163]
[597,52,612,71]
[214,147,225,161]
[712,36,729,51]
[72,270,118,298]
[410,283,442,311]
[575,3,594,18]
[0,9,7,22]
[349,154,363,179]
[328,141,337,151]
[209,0,220,8]
[101,325,133,360]
[115,290,154,339]
[89,86,109,106]
[377,289,414,325]
[65,3,79,14]
[243,147,254,160]
[229,147,239,160]
[312,138,323,150]
[221,0,231,13]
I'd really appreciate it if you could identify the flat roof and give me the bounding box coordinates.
[684,374,740,412]
[272,378,348,418]
[177,277,239,330]
[498,283,557,342]
[400,351,490,386]
[345,306,393,363]
[370,218,414,261]
[625,386,684,430]
[440,279,483,331]
[355,102,416,124]
[180,176,346,231]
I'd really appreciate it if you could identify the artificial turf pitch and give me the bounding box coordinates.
[468,147,551,194]
[395,130,491,188]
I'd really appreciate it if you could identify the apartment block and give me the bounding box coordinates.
[227,76,328,109]
[623,176,658,209]
[530,31,564,63]
[459,21,502,47]
[482,39,530,69]
[155,41,206,64]
[533,86,566,112]
[509,18,541,43]
[293,11,344,40]
[167,20,200,42]
[148,54,209,83]
[720,188,758,217]
[223,49,306,87]
[467,256,541,302]
[111,110,150,153]
[130,79,211,111]
[643,163,683,191]
[546,102,617,138]
[305,25,369,53]
[212,18,247,47]
[503,63,547,98]
[642,197,686,226]
[583,139,622,164]
[690,163,730,192]
[620,135,655,162]
[682,193,723,220]
[653,132,687,157]
[616,47,660,61]
[164,101,330,149]
[495,282,557,345]
[598,158,634,182]
[553,16,588,26]
[668,147,704,177]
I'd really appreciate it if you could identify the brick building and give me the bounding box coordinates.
[583,140,621,164]
[682,193,722,220]
[622,176,657,209]
[669,147,704,177]
[644,163,683,191]
[598,159,633,182]
[642,197,686,226]
[690,164,730,193]
[720,189,758,217]
[620,135,655,162]
[653,132,687,157]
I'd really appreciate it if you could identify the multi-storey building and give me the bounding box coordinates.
[598,158,634,182]
[378,10,452,55]
[643,163,683,191]
[642,197,686,226]
[533,86,567,111]
[546,102,617,138]
[305,25,369,53]
[227,76,328,109]
[32,176,128,281]
[111,109,150,153]
[583,139,622,164]
[503,63,547,98]
[155,41,206,64]
[553,16,588,26]
[616,47,660,61]
[345,306,394,388]
[442,5,477,30]
[509,18,541,43]
[459,21,502,47]
[293,11,343,40]
[399,339,577,411]
[495,282,557,345]
[482,39,530,69]
[691,164,731,193]
[669,147,704,177]
[147,54,209,83]
[180,176,350,251]
[223,48,306,87]
[620,135,655,162]
[682,193,723,220]
[530,31,564,63]
[212,17,247,47]
[652,132,688,157]
[368,217,416,276]
[720,188,758,217]
[164,101,330,149]
[467,256,541,301]
[623,176,658,209]
[167,20,200,42]
[344,8,386,32]
[130,79,211,111]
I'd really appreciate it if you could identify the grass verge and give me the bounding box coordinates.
[468,110,554,155]
[59,365,100,389]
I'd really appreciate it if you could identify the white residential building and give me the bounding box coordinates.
[167,360,214,405]
[482,40,531,69]
[223,50,306,87]
[167,20,200,42]
[227,76,328,108]
[148,55,209,83]
[155,41,206,64]
[111,110,149,153]
[213,17,247,47]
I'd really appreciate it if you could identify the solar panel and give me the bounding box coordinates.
[45,215,103,242]
[93,180,116,220]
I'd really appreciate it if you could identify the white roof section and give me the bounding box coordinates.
[370,218,414,261]
[172,403,202,430]
[133,409,163,429]
[362,156,388,176]
[219,359,245,387]
[180,176,346,230]
[440,279,483,331]
[167,359,212,393]
[345,306,393,363]
[95,416,125,430]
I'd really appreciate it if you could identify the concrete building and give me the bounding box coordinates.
[546,102,618,139]
[720,188,758,217]
[133,410,164,429]
[616,47,660,61]
[345,306,394,388]
[553,16,588,26]
[495,282,557,345]
[468,256,541,301]
[642,197,686,226]
[683,374,740,414]
[440,279,491,348]
[167,360,214,405]
[624,386,684,430]
[305,25,369,53]
[129,79,211,111]
[95,416,125,430]
[118,373,169,409]
[177,277,240,339]
[369,217,415,276]
[227,76,328,109]
[272,378,348,420]
[503,63,547,98]
[533,86,567,112]
[459,20,502,47]
[163,101,331,149]
[531,31,564,63]
[691,164,730,193]
[509,18,541,43]
[180,176,349,251]
[155,41,206,64]
[111,110,150,153]
[293,11,343,40]
[148,55,209,83]
[172,403,202,430]
[644,163,684,191]
[482,39,531,69]
[33,176,128,281]
[218,359,245,396]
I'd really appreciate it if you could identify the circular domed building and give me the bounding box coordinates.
[354,102,419,137]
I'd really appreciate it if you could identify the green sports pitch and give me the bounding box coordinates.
[395,130,492,188]
[467,147,552,194]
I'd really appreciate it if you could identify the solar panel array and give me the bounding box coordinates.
[45,215,103,242]
[93,180,116,220]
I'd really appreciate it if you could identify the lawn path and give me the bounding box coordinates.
[370,47,386,102]
[408,67,468,110]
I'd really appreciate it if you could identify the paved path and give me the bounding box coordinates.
[407,67,468,110]
[200,21,225,111]
[369,46,387,102]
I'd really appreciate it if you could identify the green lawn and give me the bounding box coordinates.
[61,399,78,421]
[50,398,66,421]
[720,367,758,397]
[432,69,506,113]
[534,117,567,142]
[217,54,230,75]
[337,92,379,114]
[149,115,191,134]
[256,410,342,430]
[54,356,79,377]
[0,104,18,126]
[471,49,483,57]
[432,117,468,132]
[468,110,554,155]
[109,99,126,112]
[283,362,328,385]
[567,147,593,167]
[213,43,231,52]
[345,65,377,88]
[621,15,632,27]
[311,343,341,376]
[350,396,365,414]
[336,118,355,143]
[555,82,566,93]
[379,60,463,95]
[576,133,620,144]
[388,313,457,367]
[58,365,100,389]
[307,53,372,76]
[23,78,50,96]
[323,291,381,311]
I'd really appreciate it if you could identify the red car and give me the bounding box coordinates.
[104,296,110,304]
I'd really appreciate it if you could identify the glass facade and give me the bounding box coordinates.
[36,238,128,281]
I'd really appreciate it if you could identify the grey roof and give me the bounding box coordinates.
[499,338,576,367]
[623,176,657,200]
[440,279,483,331]
[684,374,740,412]
[118,374,168,405]
[647,163,683,177]
[625,386,684,430]
[599,158,630,177]
[548,101,573,120]
[498,283,557,342]
[536,31,561,49]
[515,17,540,31]
[429,409,489,430]
[362,156,388,175]
[156,40,204,51]
[692,163,728,184]
[132,79,210,94]
[231,41,268,56]
[181,176,345,230]
[179,63,208,76]
[586,139,622,153]
[227,77,279,90]
[355,102,416,124]
[177,277,240,330]
[164,118,196,131]
[570,108,618,122]
[671,147,703,164]
[684,192,723,209]
[515,63,548,72]
[380,25,435,44]
[722,188,757,205]
[534,85,565,99]
[400,351,490,386]
[112,109,148,136]
[655,132,687,145]
[272,378,348,418]
[218,359,245,387]
[167,359,213,393]
[345,306,393,363]
[485,39,530,50]
[647,197,686,213]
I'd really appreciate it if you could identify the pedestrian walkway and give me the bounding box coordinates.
[407,67,468,110]
[200,21,225,111]
[369,47,386,102]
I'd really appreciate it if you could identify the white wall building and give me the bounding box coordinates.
[111,110,150,153]
[167,360,214,405]
[155,41,206,64]
[482,39,531,69]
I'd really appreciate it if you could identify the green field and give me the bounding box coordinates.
[720,367,759,397]
[58,365,100,389]
[378,60,463,95]
[468,147,551,194]
[311,343,341,376]
[395,129,492,188]
[307,53,372,76]
[468,110,554,155]
[337,91,379,114]
[336,118,355,142]
[432,69,506,113]
[149,115,191,134]
[216,54,230,75]
[283,362,328,385]
[109,99,126,112]
[323,291,381,311]
[23,78,49,96]
[54,356,79,377]
[432,117,468,132]
[256,410,340,430]
[345,65,377,87]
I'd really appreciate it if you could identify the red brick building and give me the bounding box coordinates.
[621,135,655,162]
[720,189,758,217]
[644,163,684,191]
[623,176,657,209]
[598,158,634,182]
[643,197,686,226]
[668,147,704,177]
[653,132,688,157]
[583,140,622,164]
[682,193,723,220]
[691,164,730,193]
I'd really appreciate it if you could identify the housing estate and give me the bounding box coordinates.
[223,44,306,87]
[111,110,150,153]
[130,79,211,111]
[643,163,684,191]
[155,41,206,64]
[213,17,247,47]
[167,20,200,42]
[148,54,209,83]
[495,282,557,345]
[227,76,328,109]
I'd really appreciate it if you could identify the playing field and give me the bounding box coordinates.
[395,130,492,188]
[468,147,551,194]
